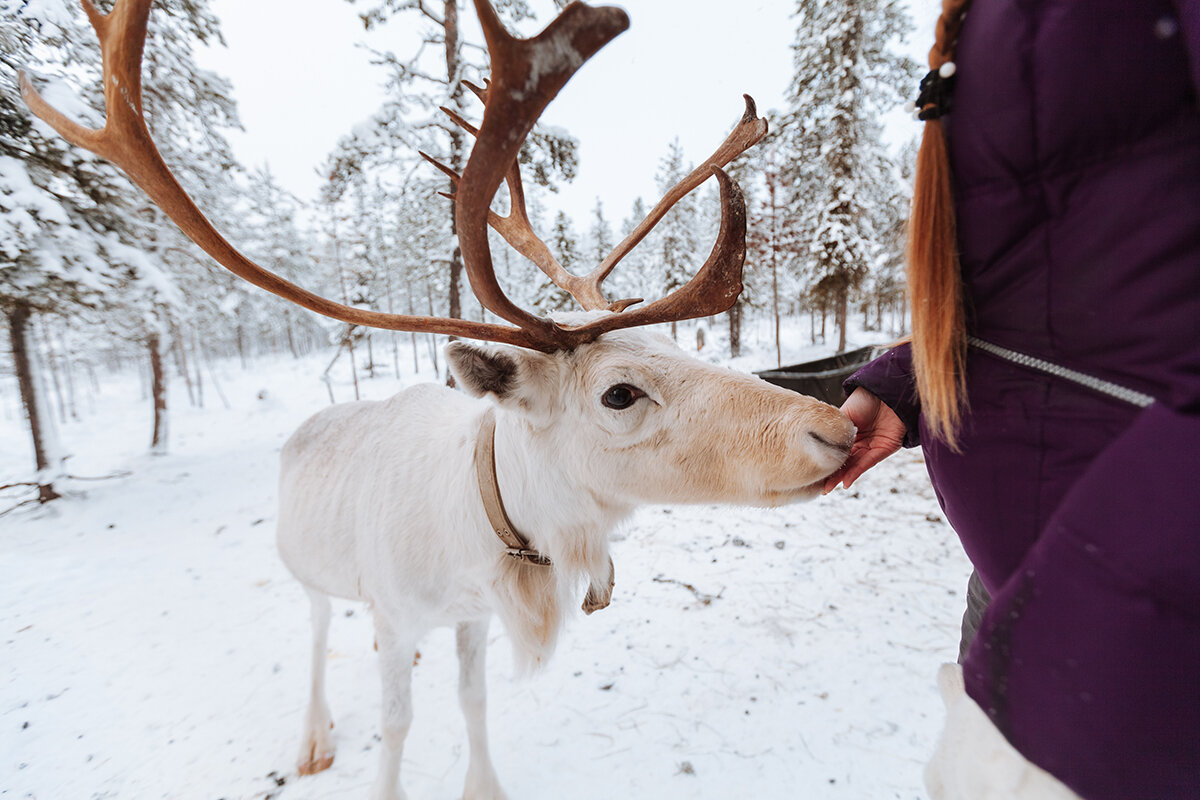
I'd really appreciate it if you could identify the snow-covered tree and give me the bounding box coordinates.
[6,0,244,464]
[606,195,651,308]
[2,0,155,497]
[586,198,613,268]
[532,210,578,313]
[329,0,580,345]
[238,167,323,360]
[783,0,916,351]
[860,135,917,336]
[727,142,773,359]
[649,139,700,341]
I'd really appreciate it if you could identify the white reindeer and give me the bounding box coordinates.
[278,319,854,798]
[22,1,856,798]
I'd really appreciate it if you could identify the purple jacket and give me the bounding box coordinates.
[849,1,1200,797]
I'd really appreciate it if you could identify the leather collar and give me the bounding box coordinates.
[474,410,552,566]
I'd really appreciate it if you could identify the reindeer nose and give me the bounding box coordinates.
[808,430,852,457]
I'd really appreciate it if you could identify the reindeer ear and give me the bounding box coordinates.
[446,342,557,410]
[447,342,520,399]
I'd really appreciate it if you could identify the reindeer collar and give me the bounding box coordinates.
[474,410,553,566]
[474,409,616,614]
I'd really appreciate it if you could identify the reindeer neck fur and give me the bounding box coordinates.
[484,404,631,673]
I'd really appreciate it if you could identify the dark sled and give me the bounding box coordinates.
[755,345,883,406]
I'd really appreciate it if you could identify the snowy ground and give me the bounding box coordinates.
[1,320,971,800]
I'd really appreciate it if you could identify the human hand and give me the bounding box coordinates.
[823,387,907,493]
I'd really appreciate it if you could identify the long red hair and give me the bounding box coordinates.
[908,0,973,450]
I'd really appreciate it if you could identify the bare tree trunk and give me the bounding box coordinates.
[192,331,205,409]
[55,323,79,421]
[285,310,300,359]
[386,272,400,381]
[444,0,464,390]
[204,346,230,410]
[173,324,197,407]
[836,284,849,352]
[407,283,420,375]
[426,283,440,379]
[148,333,168,454]
[236,322,248,370]
[727,302,742,358]
[39,319,67,425]
[768,172,781,367]
[346,328,360,401]
[8,303,59,503]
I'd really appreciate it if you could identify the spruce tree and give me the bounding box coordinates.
[2,0,149,496]
[784,0,916,351]
[650,139,699,341]
[532,211,578,314]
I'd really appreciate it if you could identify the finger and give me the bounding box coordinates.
[823,468,847,494]
[839,446,894,489]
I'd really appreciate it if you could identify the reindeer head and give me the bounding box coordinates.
[448,317,854,509]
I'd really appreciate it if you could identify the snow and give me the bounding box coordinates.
[0,320,971,799]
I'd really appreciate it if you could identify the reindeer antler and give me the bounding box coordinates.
[427,85,768,319]
[423,79,632,313]
[22,0,765,352]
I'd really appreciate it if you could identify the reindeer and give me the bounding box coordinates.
[22,2,856,798]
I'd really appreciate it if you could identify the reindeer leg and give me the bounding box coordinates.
[371,612,419,800]
[457,617,507,800]
[297,587,336,776]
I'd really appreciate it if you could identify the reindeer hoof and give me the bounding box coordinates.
[298,751,335,776]
[297,729,336,776]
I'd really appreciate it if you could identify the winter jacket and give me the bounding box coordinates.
[846,2,1200,798]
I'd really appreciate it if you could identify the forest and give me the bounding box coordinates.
[2,0,919,510]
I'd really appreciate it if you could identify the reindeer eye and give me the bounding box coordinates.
[601,384,643,410]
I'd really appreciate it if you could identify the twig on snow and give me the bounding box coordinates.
[65,470,132,482]
[652,575,724,606]
[0,497,41,519]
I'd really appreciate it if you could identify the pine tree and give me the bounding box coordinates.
[587,198,613,266]
[650,139,700,341]
[239,167,323,359]
[2,0,152,497]
[533,211,578,313]
[784,0,916,351]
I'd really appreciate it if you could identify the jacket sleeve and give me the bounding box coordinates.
[1171,1,1200,93]
[843,343,923,448]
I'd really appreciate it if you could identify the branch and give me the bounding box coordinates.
[415,0,444,25]
[652,575,725,606]
[0,498,40,519]
[64,470,133,482]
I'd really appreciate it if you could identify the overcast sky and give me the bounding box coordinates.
[197,0,941,228]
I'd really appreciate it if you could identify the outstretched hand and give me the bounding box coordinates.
[823,387,907,493]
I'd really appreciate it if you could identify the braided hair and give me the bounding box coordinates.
[908,0,973,449]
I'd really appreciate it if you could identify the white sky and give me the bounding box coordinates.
[197,0,941,228]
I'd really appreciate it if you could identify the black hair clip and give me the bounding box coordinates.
[912,62,957,121]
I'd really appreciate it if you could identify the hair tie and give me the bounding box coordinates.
[912,63,957,121]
